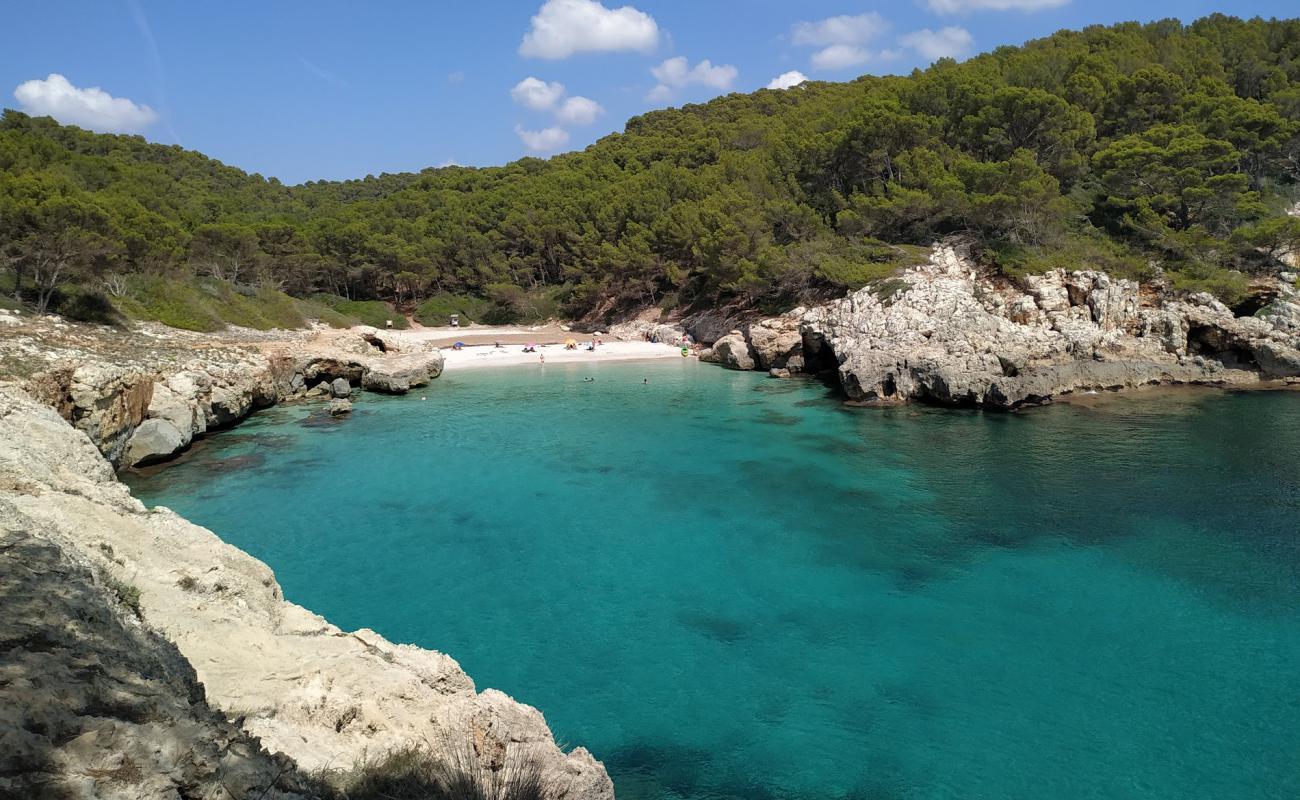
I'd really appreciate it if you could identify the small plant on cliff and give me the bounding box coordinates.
[872,278,911,306]
[327,742,545,800]
[104,576,143,619]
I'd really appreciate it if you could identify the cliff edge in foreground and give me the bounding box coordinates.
[0,386,613,799]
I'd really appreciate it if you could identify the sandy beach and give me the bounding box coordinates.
[432,340,690,370]
[386,324,693,371]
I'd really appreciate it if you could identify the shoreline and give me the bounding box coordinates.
[433,340,692,371]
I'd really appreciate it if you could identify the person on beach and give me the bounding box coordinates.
[539,352,545,364]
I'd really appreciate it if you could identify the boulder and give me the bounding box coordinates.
[746,317,804,371]
[125,418,187,467]
[330,377,352,398]
[361,351,444,394]
[328,398,353,416]
[709,332,756,370]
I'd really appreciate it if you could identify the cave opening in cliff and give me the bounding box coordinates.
[801,332,847,397]
[880,374,897,398]
[1231,290,1276,319]
[1187,324,1260,371]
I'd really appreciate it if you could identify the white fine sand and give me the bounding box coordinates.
[435,341,690,371]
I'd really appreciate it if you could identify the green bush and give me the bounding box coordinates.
[993,233,1150,283]
[1168,265,1252,307]
[104,576,143,619]
[414,293,492,326]
[115,275,225,331]
[111,276,378,331]
[295,298,358,328]
[114,276,323,331]
[311,294,408,329]
[325,743,544,800]
[53,287,123,325]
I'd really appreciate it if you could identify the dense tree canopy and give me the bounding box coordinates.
[3,14,1299,325]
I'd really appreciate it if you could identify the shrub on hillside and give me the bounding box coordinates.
[325,743,545,800]
[311,295,409,329]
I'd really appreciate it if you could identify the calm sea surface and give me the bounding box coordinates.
[125,361,1300,800]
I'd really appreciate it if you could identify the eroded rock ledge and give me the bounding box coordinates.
[700,245,1300,408]
[14,325,445,468]
[0,387,614,799]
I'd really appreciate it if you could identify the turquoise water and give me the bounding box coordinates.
[125,362,1300,800]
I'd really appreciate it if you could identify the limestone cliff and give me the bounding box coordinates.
[0,524,317,800]
[0,386,614,799]
[704,245,1300,407]
[4,320,445,468]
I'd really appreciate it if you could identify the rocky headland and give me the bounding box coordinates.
[695,245,1300,407]
[0,318,613,799]
[2,317,447,468]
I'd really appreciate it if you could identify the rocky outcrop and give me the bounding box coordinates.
[805,246,1300,407]
[328,398,353,416]
[718,245,1300,408]
[0,524,316,800]
[14,326,446,469]
[607,319,689,346]
[0,386,614,799]
[701,331,756,371]
[700,317,804,375]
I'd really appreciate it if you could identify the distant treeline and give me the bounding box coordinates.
[3,13,1299,325]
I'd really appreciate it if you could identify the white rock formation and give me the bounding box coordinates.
[794,245,1300,406]
[0,387,614,800]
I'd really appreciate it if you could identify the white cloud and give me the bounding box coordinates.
[515,124,571,152]
[791,13,888,46]
[900,27,974,61]
[556,95,604,125]
[511,76,566,111]
[13,73,157,134]
[511,77,605,127]
[811,45,873,70]
[447,70,466,83]
[519,0,659,59]
[766,70,808,90]
[647,56,738,101]
[926,0,1067,13]
[790,13,889,72]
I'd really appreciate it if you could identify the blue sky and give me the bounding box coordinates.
[4,0,1293,183]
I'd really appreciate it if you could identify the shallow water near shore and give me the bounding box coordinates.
[126,361,1300,800]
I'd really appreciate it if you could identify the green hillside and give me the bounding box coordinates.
[2,14,1299,328]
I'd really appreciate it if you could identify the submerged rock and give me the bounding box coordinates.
[328,398,353,416]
